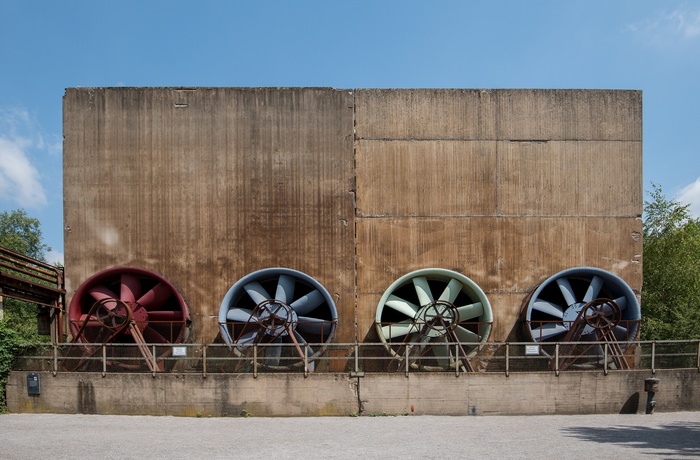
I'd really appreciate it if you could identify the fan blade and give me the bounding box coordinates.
[412,276,434,306]
[76,314,102,327]
[264,338,282,366]
[531,323,568,341]
[612,295,628,311]
[293,330,315,355]
[456,302,484,321]
[296,316,333,337]
[583,275,603,302]
[88,285,118,302]
[236,330,258,346]
[226,307,256,322]
[381,320,418,339]
[147,311,183,322]
[290,289,324,315]
[142,326,169,344]
[385,295,419,319]
[244,282,270,305]
[137,282,172,310]
[275,275,295,304]
[600,296,628,316]
[438,278,463,304]
[454,325,479,343]
[557,277,577,306]
[532,300,564,319]
[593,344,605,361]
[120,274,142,303]
[431,337,451,367]
[613,325,630,341]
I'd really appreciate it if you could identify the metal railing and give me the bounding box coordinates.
[11,339,700,377]
[0,246,65,309]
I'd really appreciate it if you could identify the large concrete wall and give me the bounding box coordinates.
[63,88,356,344]
[354,89,642,342]
[63,88,642,345]
[8,370,696,416]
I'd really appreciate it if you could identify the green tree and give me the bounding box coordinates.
[642,185,700,340]
[0,209,52,339]
[0,209,52,411]
[0,209,50,261]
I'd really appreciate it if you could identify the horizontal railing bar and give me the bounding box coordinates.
[11,340,700,376]
[16,340,700,348]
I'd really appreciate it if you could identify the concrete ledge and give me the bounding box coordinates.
[7,372,359,417]
[7,369,698,416]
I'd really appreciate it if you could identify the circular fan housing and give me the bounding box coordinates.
[523,267,641,343]
[375,268,493,367]
[68,266,190,345]
[218,268,338,369]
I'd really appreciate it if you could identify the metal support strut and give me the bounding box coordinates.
[551,298,630,371]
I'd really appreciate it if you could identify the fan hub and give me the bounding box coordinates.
[562,302,596,335]
[128,303,150,332]
[256,300,298,338]
[416,301,459,338]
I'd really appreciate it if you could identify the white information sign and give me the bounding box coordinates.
[172,346,187,357]
[525,345,540,356]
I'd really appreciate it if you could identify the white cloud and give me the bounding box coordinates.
[677,177,700,217]
[0,107,49,208]
[45,249,64,266]
[670,8,700,38]
[628,6,700,44]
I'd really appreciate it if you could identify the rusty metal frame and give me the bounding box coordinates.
[0,246,66,342]
[550,298,631,372]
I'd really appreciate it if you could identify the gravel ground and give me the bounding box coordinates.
[1,411,699,459]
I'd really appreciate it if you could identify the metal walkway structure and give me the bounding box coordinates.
[0,246,65,342]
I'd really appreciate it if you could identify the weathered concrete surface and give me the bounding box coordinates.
[360,370,698,416]
[63,88,642,347]
[354,89,642,141]
[63,87,356,344]
[356,216,641,342]
[354,89,642,341]
[8,369,696,417]
[7,371,358,417]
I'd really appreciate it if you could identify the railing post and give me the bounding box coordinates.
[253,344,258,378]
[603,342,608,375]
[102,344,107,377]
[405,344,411,378]
[354,343,359,374]
[202,345,207,379]
[554,343,560,376]
[152,345,157,378]
[454,342,459,377]
[303,343,309,378]
[52,343,58,376]
[505,342,509,377]
[651,341,656,374]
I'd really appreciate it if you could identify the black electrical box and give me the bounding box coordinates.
[27,373,40,396]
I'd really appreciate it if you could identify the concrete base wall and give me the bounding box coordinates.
[7,369,698,416]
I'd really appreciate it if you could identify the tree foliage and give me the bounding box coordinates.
[0,209,51,341]
[641,185,700,340]
[0,209,50,261]
[1,209,51,411]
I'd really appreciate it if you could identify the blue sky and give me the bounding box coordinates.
[1,1,700,265]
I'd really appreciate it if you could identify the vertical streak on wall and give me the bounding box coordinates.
[63,88,356,344]
[354,89,642,342]
[64,88,642,346]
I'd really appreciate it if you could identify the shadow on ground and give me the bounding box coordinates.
[563,422,700,459]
